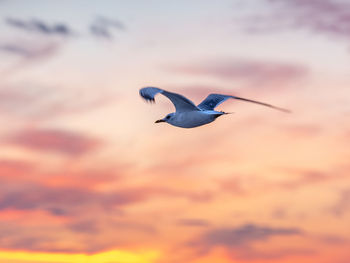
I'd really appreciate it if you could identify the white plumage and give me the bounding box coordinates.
[139,87,289,128]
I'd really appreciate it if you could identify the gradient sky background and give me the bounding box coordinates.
[0,0,350,262]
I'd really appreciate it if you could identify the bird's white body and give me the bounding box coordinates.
[168,110,224,128]
[139,87,289,129]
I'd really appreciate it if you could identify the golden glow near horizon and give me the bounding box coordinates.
[0,249,160,263]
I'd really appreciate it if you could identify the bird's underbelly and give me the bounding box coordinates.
[170,111,222,128]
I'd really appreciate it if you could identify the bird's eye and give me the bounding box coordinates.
[166,115,170,119]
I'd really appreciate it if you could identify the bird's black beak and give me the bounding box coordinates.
[155,119,165,123]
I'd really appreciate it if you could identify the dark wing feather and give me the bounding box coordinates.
[197,94,232,110]
[139,87,199,112]
[198,93,290,113]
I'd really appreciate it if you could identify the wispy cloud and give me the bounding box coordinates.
[89,16,125,40]
[168,58,308,88]
[198,223,302,246]
[0,39,64,76]
[185,223,305,261]
[0,175,213,218]
[6,128,102,156]
[282,124,324,137]
[0,175,213,253]
[0,183,141,217]
[1,15,127,76]
[1,18,71,73]
[0,159,36,178]
[5,16,125,40]
[6,17,74,37]
[0,41,60,60]
[0,82,115,120]
[40,168,120,190]
[330,188,350,217]
[221,167,348,198]
[233,246,314,261]
[176,218,210,227]
[0,215,157,253]
[239,0,350,40]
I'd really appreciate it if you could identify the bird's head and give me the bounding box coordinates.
[155,113,175,124]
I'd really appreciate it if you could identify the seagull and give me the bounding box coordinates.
[139,87,290,128]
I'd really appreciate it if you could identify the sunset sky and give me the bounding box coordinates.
[0,0,349,262]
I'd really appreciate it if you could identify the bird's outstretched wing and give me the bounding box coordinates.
[140,87,199,112]
[197,94,290,113]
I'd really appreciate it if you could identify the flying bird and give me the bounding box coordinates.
[139,87,290,128]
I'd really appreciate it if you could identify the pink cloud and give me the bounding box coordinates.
[330,188,350,217]
[41,169,118,190]
[168,58,308,88]
[0,159,36,179]
[241,0,350,40]
[281,0,350,38]
[278,171,332,190]
[0,82,115,120]
[0,39,63,77]
[176,218,210,227]
[220,168,348,198]
[7,128,102,156]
